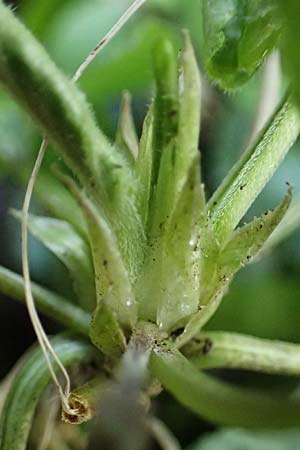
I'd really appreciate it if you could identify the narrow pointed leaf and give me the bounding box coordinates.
[263,192,300,251]
[151,39,179,188]
[12,211,96,312]
[177,190,291,346]
[0,336,95,450]
[150,34,202,238]
[63,177,137,329]
[208,98,300,245]
[150,345,300,428]
[219,189,291,278]
[175,30,202,187]
[135,104,154,229]
[115,91,139,163]
[0,265,90,335]
[149,39,179,235]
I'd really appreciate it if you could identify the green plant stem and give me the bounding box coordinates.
[0,266,90,336]
[150,345,300,428]
[183,331,300,376]
[208,98,300,245]
[0,335,95,450]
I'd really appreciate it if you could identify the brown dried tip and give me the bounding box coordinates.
[62,394,93,425]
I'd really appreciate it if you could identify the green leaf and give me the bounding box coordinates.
[12,210,96,312]
[218,188,291,284]
[188,428,300,450]
[208,98,300,245]
[0,3,145,282]
[150,37,179,229]
[135,104,154,228]
[115,91,139,164]
[150,33,202,237]
[156,158,204,331]
[177,189,291,347]
[0,335,95,450]
[0,265,90,336]
[184,331,300,376]
[62,175,137,329]
[176,31,202,185]
[202,0,281,90]
[150,345,300,428]
[89,299,126,359]
[136,158,204,330]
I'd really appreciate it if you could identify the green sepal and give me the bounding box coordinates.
[115,91,139,163]
[202,0,281,90]
[0,335,95,450]
[150,345,300,428]
[89,299,126,359]
[11,210,96,311]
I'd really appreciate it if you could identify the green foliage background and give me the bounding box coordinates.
[1,0,300,448]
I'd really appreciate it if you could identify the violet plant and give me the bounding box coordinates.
[1,1,300,449]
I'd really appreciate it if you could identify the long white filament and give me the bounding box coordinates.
[21,0,147,415]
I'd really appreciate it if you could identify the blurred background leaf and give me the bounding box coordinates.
[187,428,300,450]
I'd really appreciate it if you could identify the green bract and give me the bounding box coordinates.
[1,2,300,449]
